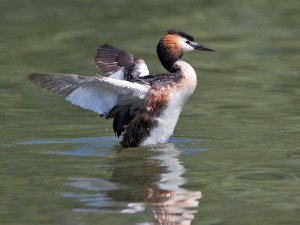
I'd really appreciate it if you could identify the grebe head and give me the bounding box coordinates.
[157,29,214,71]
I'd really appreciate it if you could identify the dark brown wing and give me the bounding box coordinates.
[95,44,138,75]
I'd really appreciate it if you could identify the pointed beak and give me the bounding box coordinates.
[194,43,215,52]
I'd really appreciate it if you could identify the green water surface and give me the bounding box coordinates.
[1,0,300,224]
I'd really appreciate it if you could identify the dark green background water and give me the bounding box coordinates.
[1,0,299,224]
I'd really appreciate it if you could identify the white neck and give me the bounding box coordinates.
[141,60,197,146]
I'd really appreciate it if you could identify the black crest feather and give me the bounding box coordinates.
[166,28,195,42]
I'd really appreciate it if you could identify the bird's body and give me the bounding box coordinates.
[29,29,214,147]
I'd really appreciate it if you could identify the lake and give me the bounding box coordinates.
[0,0,299,224]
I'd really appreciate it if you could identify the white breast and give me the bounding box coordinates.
[141,60,197,146]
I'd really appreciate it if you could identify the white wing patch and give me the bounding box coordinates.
[107,60,150,80]
[135,59,149,77]
[108,69,125,80]
[65,84,119,116]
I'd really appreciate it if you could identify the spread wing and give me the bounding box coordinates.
[28,73,150,117]
[95,44,149,79]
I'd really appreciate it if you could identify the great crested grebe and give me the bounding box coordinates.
[28,29,214,147]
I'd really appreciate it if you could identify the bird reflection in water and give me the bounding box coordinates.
[66,143,201,225]
[114,144,201,225]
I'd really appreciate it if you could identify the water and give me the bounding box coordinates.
[1,0,300,224]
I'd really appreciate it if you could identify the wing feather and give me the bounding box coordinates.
[95,44,136,75]
[95,44,149,79]
[28,73,150,116]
